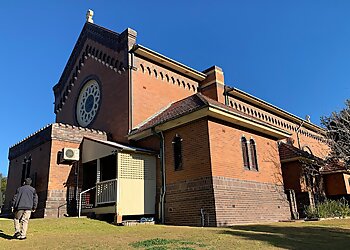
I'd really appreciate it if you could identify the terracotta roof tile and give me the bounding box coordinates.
[279,142,319,161]
[130,93,285,136]
[130,93,207,135]
[321,160,348,173]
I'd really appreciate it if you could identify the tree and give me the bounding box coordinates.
[0,173,7,207]
[321,99,350,168]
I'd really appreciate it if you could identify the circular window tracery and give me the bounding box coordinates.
[76,79,100,127]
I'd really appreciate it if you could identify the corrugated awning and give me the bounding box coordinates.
[81,137,156,163]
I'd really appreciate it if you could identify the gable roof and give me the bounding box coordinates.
[321,163,348,174]
[132,93,206,134]
[279,142,320,162]
[279,142,350,174]
[129,93,291,140]
[53,22,123,96]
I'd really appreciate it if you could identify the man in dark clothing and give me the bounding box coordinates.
[11,178,38,240]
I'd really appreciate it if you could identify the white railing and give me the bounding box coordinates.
[96,179,118,205]
[78,186,96,218]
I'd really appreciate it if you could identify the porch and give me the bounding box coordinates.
[78,137,157,219]
[80,178,118,215]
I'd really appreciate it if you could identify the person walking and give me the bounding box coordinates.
[11,177,38,240]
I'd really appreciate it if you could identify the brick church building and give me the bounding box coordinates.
[4,11,332,226]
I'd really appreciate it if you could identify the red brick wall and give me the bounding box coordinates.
[207,120,290,224]
[164,119,212,183]
[159,118,290,225]
[132,57,198,127]
[161,119,215,226]
[55,40,129,143]
[45,140,79,218]
[199,66,225,103]
[208,120,283,184]
[45,124,107,218]
[226,95,329,159]
[5,123,107,218]
[5,141,51,218]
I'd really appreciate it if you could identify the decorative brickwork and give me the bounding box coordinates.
[132,57,199,128]
[51,123,107,142]
[53,23,136,115]
[9,124,52,160]
[9,123,106,160]
[53,22,135,98]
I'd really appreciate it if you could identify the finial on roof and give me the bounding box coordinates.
[86,9,94,23]
[305,115,311,122]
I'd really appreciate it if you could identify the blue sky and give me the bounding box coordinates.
[1,1,350,176]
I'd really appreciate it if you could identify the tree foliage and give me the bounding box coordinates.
[1,175,6,192]
[321,99,350,168]
[0,173,6,205]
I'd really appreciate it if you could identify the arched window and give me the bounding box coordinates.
[241,137,250,169]
[249,139,258,171]
[172,134,183,171]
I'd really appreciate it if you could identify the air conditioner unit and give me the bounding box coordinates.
[61,148,80,162]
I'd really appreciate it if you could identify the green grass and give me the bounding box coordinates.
[0,218,350,249]
[130,238,205,249]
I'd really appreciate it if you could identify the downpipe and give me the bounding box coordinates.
[152,128,166,224]
[160,131,166,224]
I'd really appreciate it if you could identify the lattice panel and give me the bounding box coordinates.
[119,152,155,180]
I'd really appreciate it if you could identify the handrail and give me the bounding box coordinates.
[96,178,117,185]
[96,179,118,205]
[78,186,96,218]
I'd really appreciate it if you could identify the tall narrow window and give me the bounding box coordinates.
[21,157,27,184]
[26,156,32,178]
[173,134,183,171]
[249,139,258,170]
[241,137,250,169]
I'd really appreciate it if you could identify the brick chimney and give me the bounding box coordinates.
[199,66,225,104]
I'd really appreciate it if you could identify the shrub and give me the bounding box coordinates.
[305,198,350,219]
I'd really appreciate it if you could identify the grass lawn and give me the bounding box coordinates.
[0,218,350,249]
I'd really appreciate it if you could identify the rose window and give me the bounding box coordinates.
[76,80,100,127]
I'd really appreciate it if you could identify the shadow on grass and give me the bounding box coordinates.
[221,224,350,249]
[0,230,14,240]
